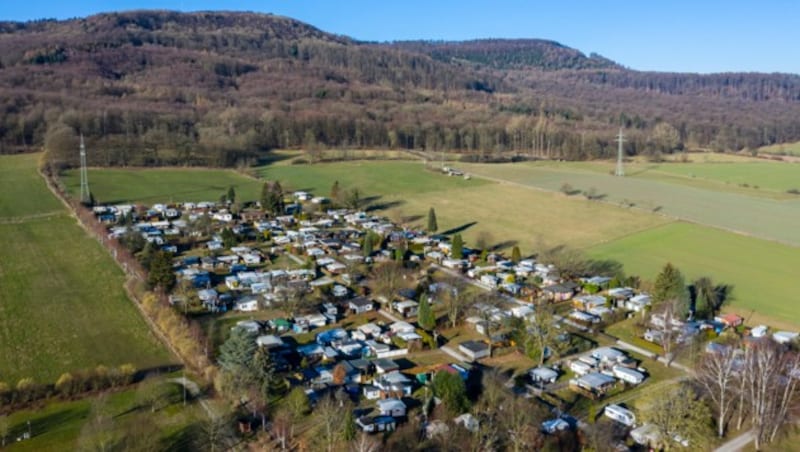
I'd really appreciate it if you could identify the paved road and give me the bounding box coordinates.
[714,430,754,452]
[612,340,694,374]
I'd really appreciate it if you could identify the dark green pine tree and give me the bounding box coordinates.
[418,295,436,331]
[427,207,438,233]
[653,262,690,312]
[147,250,176,293]
[451,233,464,259]
[330,180,341,205]
[363,232,374,257]
[218,328,257,376]
[511,246,522,263]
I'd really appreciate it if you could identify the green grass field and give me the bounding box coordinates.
[0,154,63,218]
[461,161,800,246]
[61,167,264,204]
[0,155,174,383]
[589,222,800,329]
[4,381,204,451]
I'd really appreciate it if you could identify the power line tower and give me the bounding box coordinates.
[79,134,91,204]
[615,127,626,177]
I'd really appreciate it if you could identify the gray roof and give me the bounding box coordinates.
[459,340,489,353]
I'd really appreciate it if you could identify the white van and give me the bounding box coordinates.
[604,404,635,427]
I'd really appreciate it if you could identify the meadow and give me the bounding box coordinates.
[589,222,800,329]
[60,167,264,205]
[0,154,174,383]
[3,380,204,451]
[460,160,800,246]
[0,154,63,218]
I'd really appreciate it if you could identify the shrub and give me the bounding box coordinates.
[55,373,76,398]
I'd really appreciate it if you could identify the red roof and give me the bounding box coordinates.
[720,313,743,325]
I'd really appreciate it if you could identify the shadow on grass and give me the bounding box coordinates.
[441,221,478,236]
[401,214,423,224]
[12,405,87,440]
[489,240,518,252]
[162,419,204,451]
[366,200,405,212]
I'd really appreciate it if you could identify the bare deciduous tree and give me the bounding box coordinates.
[371,261,409,306]
[695,342,740,437]
[649,298,682,365]
[441,278,471,329]
[744,340,800,449]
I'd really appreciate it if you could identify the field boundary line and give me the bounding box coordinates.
[0,211,63,224]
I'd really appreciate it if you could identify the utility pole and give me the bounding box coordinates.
[79,134,91,203]
[615,127,626,177]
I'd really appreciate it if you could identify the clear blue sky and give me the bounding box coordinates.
[2,0,798,74]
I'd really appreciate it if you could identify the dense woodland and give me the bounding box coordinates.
[2,10,800,167]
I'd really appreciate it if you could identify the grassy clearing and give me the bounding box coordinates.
[0,155,174,383]
[589,222,800,329]
[4,382,204,451]
[0,154,63,218]
[461,161,800,246]
[61,167,264,205]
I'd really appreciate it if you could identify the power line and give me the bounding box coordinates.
[79,134,91,204]
[615,127,625,177]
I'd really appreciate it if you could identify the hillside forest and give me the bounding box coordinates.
[2,11,800,167]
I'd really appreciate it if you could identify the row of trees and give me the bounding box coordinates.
[0,364,137,409]
[696,338,800,449]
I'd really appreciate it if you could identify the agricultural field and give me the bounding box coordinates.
[0,154,174,383]
[461,160,800,246]
[0,154,63,218]
[589,222,800,329]
[61,167,264,205]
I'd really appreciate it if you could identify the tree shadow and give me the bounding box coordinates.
[366,200,405,212]
[441,221,478,236]
[360,195,382,206]
[714,284,734,313]
[586,259,624,277]
[401,215,423,223]
[489,240,518,252]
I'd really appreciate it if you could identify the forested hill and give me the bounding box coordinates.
[390,39,621,70]
[1,10,800,168]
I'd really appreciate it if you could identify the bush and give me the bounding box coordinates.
[416,328,436,350]
[390,335,408,350]
[55,373,76,398]
[583,283,600,294]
